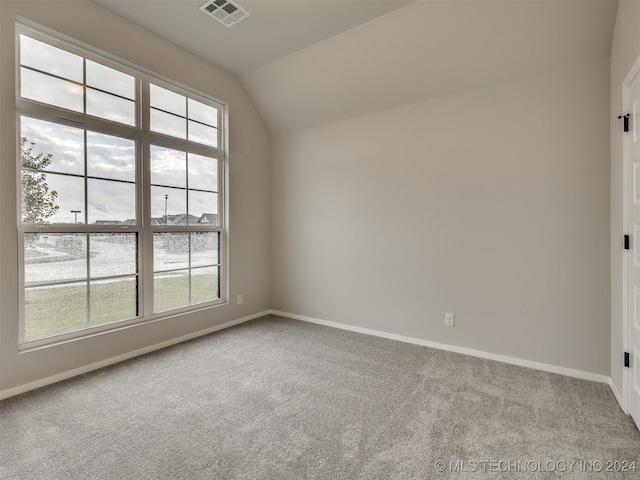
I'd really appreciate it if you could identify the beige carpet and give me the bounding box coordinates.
[1,315,639,479]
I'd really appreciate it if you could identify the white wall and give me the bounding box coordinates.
[0,1,270,393]
[271,57,611,375]
[610,0,640,396]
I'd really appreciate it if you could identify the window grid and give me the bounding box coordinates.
[150,82,220,148]
[16,24,226,347]
[20,36,137,127]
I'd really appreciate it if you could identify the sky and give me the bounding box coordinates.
[20,34,220,225]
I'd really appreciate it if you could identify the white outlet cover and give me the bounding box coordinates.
[445,313,455,327]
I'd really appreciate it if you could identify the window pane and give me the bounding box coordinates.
[24,233,87,287]
[22,172,85,224]
[154,270,189,313]
[87,88,135,126]
[154,233,189,271]
[88,179,135,225]
[151,187,187,224]
[90,277,137,326]
[25,282,88,341]
[86,60,135,100]
[188,154,218,192]
[191,232,219,267]
[89,233,137,278]
[20,35,83,82]
[21,67,83,112]
[150,145,186,187]
[192,266,219,304]
[150,109,186,139]
[188,98,217,127]
[188,190,218,222]
[21,117,84,175]
[87,132,135,182]
[188,121,217,148]
[18,32,227,343]
[151,84,185,116]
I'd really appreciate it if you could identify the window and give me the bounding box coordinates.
[17,25,226,346]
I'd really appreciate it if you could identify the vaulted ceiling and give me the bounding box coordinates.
[94,0,618,134]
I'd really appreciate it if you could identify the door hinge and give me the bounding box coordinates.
[625,234,630,250]
[618,114,630,132]
[625,352,630,368]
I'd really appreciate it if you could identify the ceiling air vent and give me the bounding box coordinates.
[200,0,249,27]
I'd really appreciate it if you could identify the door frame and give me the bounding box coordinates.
[622,53,640,417]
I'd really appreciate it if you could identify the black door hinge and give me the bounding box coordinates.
[625,352,630,368]
[625,235,630,250]
[619,114,630,132]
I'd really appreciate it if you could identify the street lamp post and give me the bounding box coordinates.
[71,210,81,224]
[164,195,169,225]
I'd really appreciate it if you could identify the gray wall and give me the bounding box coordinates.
[0,0,621,394]
[610,0,640,395]
[0,1,270,392]
[271,57,611,375]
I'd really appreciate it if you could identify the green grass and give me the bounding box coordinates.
[25,283,88,341]
[25,273,219,341]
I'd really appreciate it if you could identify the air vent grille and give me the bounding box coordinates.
[200,0,249,27]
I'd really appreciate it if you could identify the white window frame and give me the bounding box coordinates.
[15,22,228,349]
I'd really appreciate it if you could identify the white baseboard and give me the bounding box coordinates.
[0,310,269,401]
[609,377,627,413]
[2,309,619,404]
[269,310,611,384]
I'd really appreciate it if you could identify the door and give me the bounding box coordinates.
[627,61,640,430]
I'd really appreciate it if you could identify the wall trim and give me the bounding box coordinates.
[270,310,611,384]
[2,309,620,403]
[610,376,627,413]
[0,310,269,401]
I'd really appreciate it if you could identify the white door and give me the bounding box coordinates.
[627,60,640,430]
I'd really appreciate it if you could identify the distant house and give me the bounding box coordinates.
[151,214,200,225]
[197,213,218,225]
[94,219,136,226]
[94,220,123,226]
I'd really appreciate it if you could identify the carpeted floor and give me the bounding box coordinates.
[1,315,639,479]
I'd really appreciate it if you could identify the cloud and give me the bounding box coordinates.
[151,145,186,187]
[21,34,83,82]
[21,117,84,174]
[87,132,135,182]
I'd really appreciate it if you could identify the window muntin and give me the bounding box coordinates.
[17,26,226,346]
[20,116,137,226]
[21,116,85,175]
[23,232,139,342]
[87,131,136,183]
[86,60,135,99]
[20,34,83,82]
[20,68,84,112]
[153,232,220,313]
[150,84,219,148]
[19,34,137,126]
[150,146,220,226]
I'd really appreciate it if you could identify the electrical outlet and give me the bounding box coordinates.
[445,313,455,327]
[237,294,243,305]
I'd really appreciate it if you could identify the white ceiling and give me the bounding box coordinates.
[94,0,618,135]
[94,0,413,75]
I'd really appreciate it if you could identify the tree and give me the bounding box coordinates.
[21,137,59,223]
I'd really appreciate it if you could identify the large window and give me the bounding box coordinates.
[17,25,226,346]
